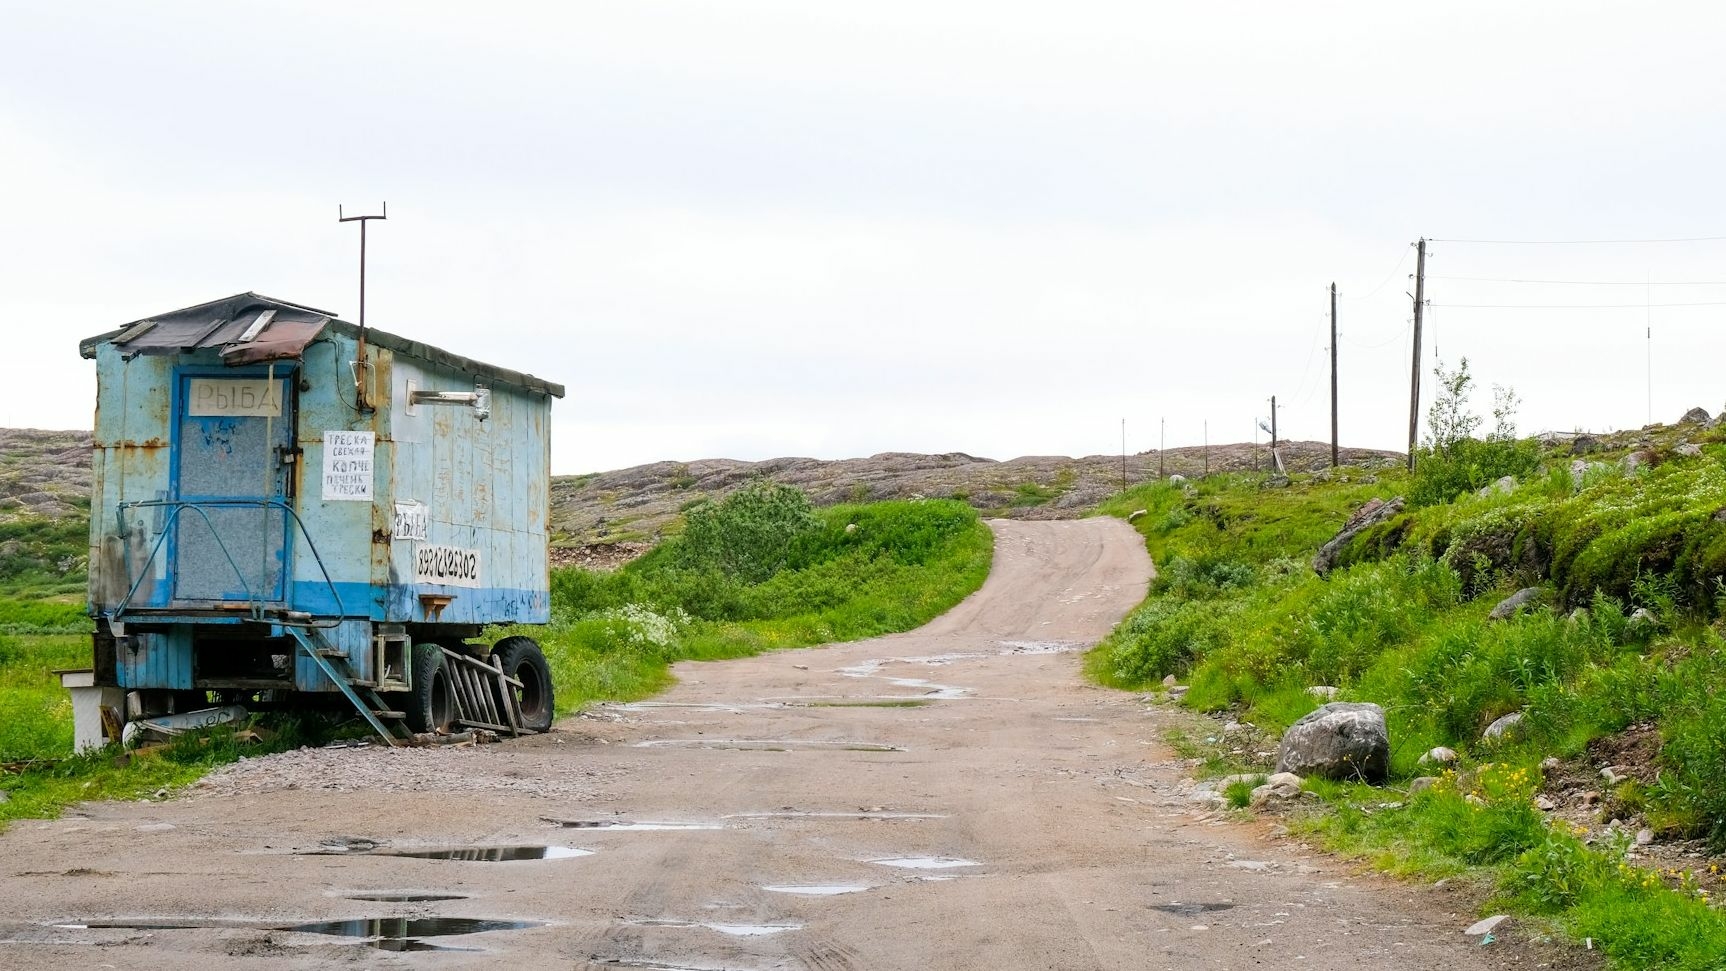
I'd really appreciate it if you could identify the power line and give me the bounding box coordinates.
[1340,321,1411,349]
[1430,275,1726,286]
[1431,300,1726,309]
[1431,235,1726,245]
[1341,244,1413,302]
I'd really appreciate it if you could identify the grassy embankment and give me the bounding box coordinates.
[0,483,992,825]
[495,483,995,714]
[1090,433,1726,969]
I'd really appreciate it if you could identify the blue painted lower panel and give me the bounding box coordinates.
[292,582,550,626]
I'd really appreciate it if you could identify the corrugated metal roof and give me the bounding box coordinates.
[80,292,565,398]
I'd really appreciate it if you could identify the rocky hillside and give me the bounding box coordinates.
[550,441,1402,545]
[0,429,90,520]
[0,427,1403,548]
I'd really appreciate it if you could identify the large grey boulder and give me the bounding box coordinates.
[1313,498,1405,577]
[1482,711,1525,742]
[1489,587,1544,621]
[1681,406,1711,425]
[1275,702,1390,782]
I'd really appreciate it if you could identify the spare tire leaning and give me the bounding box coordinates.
[490,636,555,732]
[405,641,457,734]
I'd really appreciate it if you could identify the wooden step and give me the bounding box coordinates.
[371,710,405,720]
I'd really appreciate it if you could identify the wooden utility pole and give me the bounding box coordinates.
[1269,395,1278,464]
[1120,418,1126,492]
[1407,238,1427,470]
[1330,282,1339,468]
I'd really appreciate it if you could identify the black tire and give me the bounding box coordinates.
[405,642,457,733]
[491,636,555,732]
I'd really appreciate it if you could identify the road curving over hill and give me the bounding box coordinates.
[0,519,1548,969]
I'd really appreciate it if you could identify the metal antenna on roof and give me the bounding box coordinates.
[338,202,387,411]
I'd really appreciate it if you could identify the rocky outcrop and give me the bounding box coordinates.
[1312,497,1405,577]
[1275,702,1390,782]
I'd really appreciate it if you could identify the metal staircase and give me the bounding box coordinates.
[286,627,414,746]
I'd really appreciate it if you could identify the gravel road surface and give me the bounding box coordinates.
[0,519,1554,969]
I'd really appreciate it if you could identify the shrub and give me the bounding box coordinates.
[672,480,822,584]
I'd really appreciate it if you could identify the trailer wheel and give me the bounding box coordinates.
[405,642,457,733]
[491,636,555,732]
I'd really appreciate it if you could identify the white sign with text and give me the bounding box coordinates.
[321,430,375,501]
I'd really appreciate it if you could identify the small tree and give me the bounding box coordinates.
[1411,357,1539,506]
[1424,357,1481,451]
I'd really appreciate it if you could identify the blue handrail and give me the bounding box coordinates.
[110,499,346,628]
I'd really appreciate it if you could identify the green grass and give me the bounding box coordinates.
[0,632,85,761]
[1087,449,1726,968]
[0,509,89,600]
[0,625,340,828]
[496,495,995,715]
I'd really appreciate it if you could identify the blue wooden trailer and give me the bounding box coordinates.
[77,293,565,745]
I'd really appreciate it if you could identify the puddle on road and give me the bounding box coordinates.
[615,702,782,713]
[727,810,946,821]
[50,915,543,954]
[340,891,470,903]
[289,916,544,952]
[1149,902,1236,916]
[601,962,763,971]
[633,739,903,753]
[881,678,971,700]
[867,857,980,870]
[377,846,592,861]
[796,699,932,708]
[54,919,247,931]
[760,884,871,896]
[544,818,725,831]
[628,918,802,937]
[996,640,1084,655]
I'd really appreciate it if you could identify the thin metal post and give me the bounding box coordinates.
[339,202,387,410]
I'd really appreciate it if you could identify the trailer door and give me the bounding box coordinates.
[171,371,295,604]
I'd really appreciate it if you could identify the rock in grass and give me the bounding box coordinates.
[1464,914,1509,936]
[1162,674,1179,688]
[1477,475,1518,497]
[1482,711,1524,742]
[1127,509,1148,523]
[1312,497,1405,577]
[1275,702,1389,782]
[1250,773,1305,808]
[1534,795,1556,811]
[1168,474,1188,484]
[1488,588,1543,621]
[1306,685,1340,701]
[1681,406,1711,425]
[1676,442,1703,458]
[1418,746,1459,767]
[1408,776,1440,796]
[1623,450,1655,473]
[1628,607,1658,631]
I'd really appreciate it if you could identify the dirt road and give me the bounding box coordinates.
[0,520,1527,969]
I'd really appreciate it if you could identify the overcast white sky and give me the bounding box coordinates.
[4,2,1725,473]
